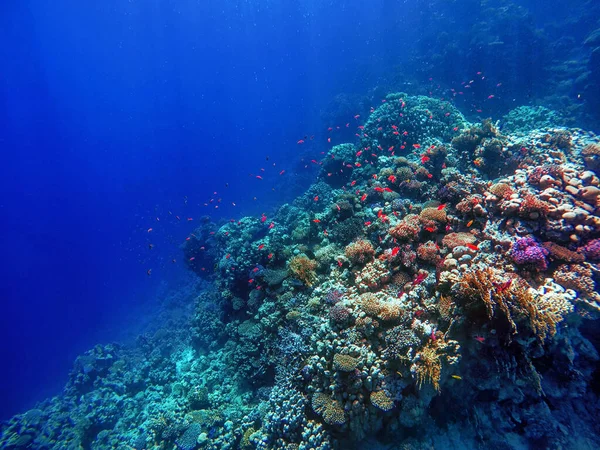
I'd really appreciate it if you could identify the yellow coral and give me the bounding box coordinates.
[414,340,442,392]
[419,207,447,222]
[288,255,317,286]
[333,354,359,372]
[311,393,346,425]
[370,390,394,411]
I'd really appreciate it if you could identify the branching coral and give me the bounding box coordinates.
[457,268,566,340]
[542,242,584,263]
[488,182,514,199]
[413,340,443,392]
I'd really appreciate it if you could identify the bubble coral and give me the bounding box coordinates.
[510,237,549,270]
[345,239,375,265]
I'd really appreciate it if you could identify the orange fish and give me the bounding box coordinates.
[364,221,372,226]
[425,226,435,233]
[279,170,285,175]
[391,247,400,256]
[297,140,304,144]
[268,253,273,259]
[350,180,357,186]
[383,187,393,192]
[256,175,263,180]
[437,204,446,210]
[268,222,275,229]
[413,144,421,149]
[314,196,319,201]
[258,244,265,250]
[313,219,321,223]
[354,114,360,119]
[473,336,485,343]
[421,156,430,164]
[388,175,397,183]
[466,243,478,251]
[374,187,384,193]
[361,194,367,202]
[466,220,474,227]
[248,279,254,284]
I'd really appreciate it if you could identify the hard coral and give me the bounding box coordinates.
[542,242,585,263]
[581,238,600,261]
[510,237,549,270]
[417,241,440,264]
[389,214,421,240]
[488,182,513,199]
[289,255,318,286]
[345,239,375,265]
[370,390,394,412]
[441,232,476,250]
[419,207,447,223]
[333,354,359,372]
[311,393,346,425]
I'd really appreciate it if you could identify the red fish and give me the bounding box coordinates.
[297,140,304,144]
[383,187,393,192]
[413,144,421,149]
[364,221,371,226]
[391,247,400,256]
[147,228,153,233]
[361,194,367,201]
[269,222,275,229]
[337,260,343,267]
[413,273,427,285]
[391,125,398,130]
[350,180,357,186]
[248,279,254,284]
[466,243,478,251]
[189,257,195,261]
[256,175,263,180]
[425,226,435,233]
[374,187,384,193]
[261,214,267,223]
[421,156,430,164]
[437,204,446,210]
[473,336,485,343]
[258,244,265,250]
[354,114,360,119]
[388,175,397,183]
[496,279,512,292]
[313,219,321,223]
[314,196,319,201]
[279,170,285,175]
[268,253,273,259]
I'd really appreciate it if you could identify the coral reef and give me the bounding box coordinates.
[3,95,600,450]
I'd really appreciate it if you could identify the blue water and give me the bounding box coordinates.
[0,0,598,421]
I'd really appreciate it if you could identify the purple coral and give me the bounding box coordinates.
[510,237,549,271]
[581,238,600,262]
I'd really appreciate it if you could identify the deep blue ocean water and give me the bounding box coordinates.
[0,0,598,422]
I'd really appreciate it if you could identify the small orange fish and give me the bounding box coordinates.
[350,180,357,186]
[252,267,259,273]
[383,187,393,192]
[466,243,478,251]
[279,170,285,175]
[314,196,319,201]
[364,221,371,226]
[268,253,273,259]
[248,279,254,284]
[466,220,474,227]
[256,175,263,180]
[361,194,367,202]
[313,219,321,223]
[354,114,360,119]
[413,144,421,149]
[374,187,384,193]
[421,155,430,164]
[437,204,446,210]
[269,222,275,229]
[258,244,265,250]
[297,139,304,144]
[425,226,435,233]
[388,175,396,183]
[391,247,400,256]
